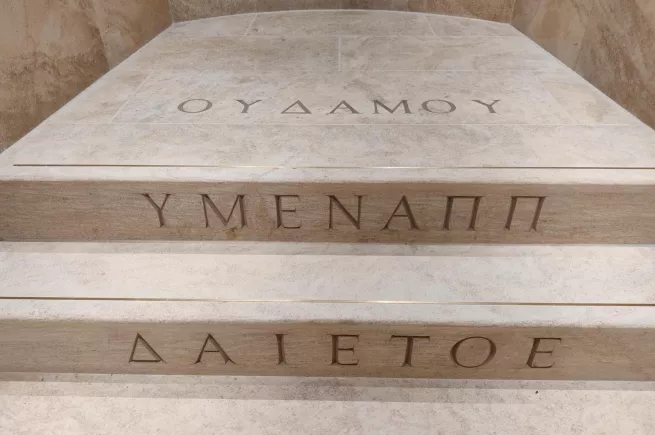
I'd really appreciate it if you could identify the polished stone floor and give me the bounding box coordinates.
[0,374,653,434]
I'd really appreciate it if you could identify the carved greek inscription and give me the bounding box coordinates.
[443,196,482,231]
[422,99,456,113]
[472,99,501,113]
[505,196,546,231]
[331,334,360,366]
[275,195,301,229]
[201,194,247,228]
[178,99,502,115]
[383,196,419,230]
[142,194,171,228]
[281,100,311,114]
[276,334,286,365]
[328,100,360,114]
[451,337,497,368]
[195,334,235,364]
[328,195,363,230]
[391,335,430,367]
[236,99,262,113]
[373,100,411,114]
[527,338,561,368]
[129,333,164,363]
[178,99,213,113]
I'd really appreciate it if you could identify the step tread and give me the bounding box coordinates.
[1,242,654,326]
[0,375,653,434]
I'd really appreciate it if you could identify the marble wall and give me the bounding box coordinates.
[513,0,655,128]
[169,0,515,22]
[0,0,170,150]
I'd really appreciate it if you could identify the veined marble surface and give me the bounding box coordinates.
[0,375,653,434]
[2,241,655,327]
[1,10,654,183]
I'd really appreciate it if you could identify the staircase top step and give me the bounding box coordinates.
[2,11,654,185]
[2,241,654,326]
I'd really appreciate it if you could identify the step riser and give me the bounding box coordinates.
[1,321,653,380]
[2,181,655,242]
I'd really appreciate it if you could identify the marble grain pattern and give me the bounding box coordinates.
[426,13,520,36]
[0,0,170,150]
[511,0,593,68]
[0,0,39,150]
[93,0,172,67]
[340,36,562,71]
[249,10,434,35]
[28,0,110,125]
[121,36,338,71]
[2,242,655,304]
[512,0,655,129]
[0,377,654,435]
[168,0,515,22]
[575,0,655,128]
[16,124,655,167]
[0,377,653,435]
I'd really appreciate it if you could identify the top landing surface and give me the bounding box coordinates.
[2,11,655,182]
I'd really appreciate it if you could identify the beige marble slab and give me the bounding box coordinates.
[426,14,520,36]
[10,124,655,167]
[3,242,655,304]
[340,36,564,71]
[46,68,151,124]
[2,377,653,435]
[120,35,338,71]
[168,14,256,37]
[532,70,642,125]
[248,10,434,35]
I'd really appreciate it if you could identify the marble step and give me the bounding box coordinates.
[2,241,655,381]
[2,11,655,244]
[1,374,653,435]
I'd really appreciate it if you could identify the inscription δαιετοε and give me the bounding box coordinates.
[127,332,562,370]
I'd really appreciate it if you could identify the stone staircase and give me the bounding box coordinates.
[1,10,655,386]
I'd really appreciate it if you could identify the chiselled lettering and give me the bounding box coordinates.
[201,194,247,228]
[373,100,411,114]
[421,99,456,113]
[328,195,363,229]
[178,99,213,113]
[443,196,482,231]
[328,100,360,114]
[527,338,561,368]
[129,333,164,363]
[505,196,546,231]
[383,196,419,230]
[236,99,262,113]
[281,100,311,114]
[451,337,497,368]
[195,334,235,364]
[276,334,286,365]
[472,99,501,113]
[142,194,171,228]
[275,195,301,229]
[330,335,359,366]
[391,335,430,367]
